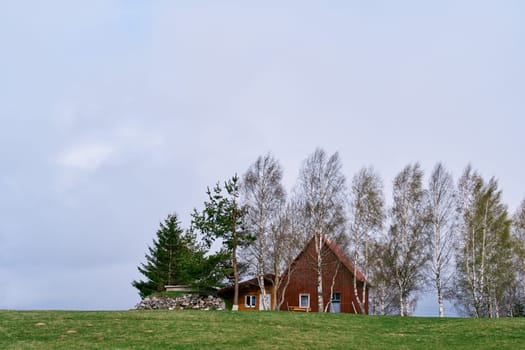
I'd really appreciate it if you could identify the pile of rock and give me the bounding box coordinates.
[135,294,226,311]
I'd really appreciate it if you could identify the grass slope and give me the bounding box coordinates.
[1,310,524,349]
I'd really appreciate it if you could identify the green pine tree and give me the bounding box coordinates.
[191,175,254,311]
[132,213,201,298]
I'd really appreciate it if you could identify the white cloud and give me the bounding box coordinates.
[56,142,116,171]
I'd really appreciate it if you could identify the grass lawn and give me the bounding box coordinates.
[1,310,524,349]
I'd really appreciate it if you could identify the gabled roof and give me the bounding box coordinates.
[217,274,275,295]
[322,236,367,283]
[292,235,368,284]
[217,235,369,296]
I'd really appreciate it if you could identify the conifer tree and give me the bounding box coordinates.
[132,214,202,298]
[191,175,253,311]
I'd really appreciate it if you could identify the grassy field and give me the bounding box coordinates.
[1,310,524,349]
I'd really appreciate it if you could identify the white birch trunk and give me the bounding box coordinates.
[258,273,269,310]
[352,237,366,314]
[399,285,405,316]
[436,272,445,317]
[434,204,445,317]
[380,288,386,315]
[316,234,324,312]
[325,262,340,312]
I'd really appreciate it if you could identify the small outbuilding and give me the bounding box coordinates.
[217,274,275,311]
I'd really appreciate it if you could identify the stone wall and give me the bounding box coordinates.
[135,294,226,311]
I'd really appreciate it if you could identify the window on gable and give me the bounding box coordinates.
[299,294,310,308]
[331,293,341,302]
[245,295,256,308]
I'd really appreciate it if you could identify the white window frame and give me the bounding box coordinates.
[245,295,257,308]
[331,293,341,302]
[299,294,310,308]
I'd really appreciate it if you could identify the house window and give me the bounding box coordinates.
[330,293,341,313]
[331,293,341,302]
[299,294,310,308]
[245,295,256,308]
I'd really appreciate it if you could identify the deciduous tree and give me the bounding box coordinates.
[427,163,457,317]
[241,153,286,310]
[272,202,304,310]
[369,240,398,315]
[348,167,385,314]
[512,199,525,315]
[293,148,347,312]
[454,166,513,317]
[386,163,430,316]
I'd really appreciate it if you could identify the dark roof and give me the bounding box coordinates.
[217,274,275,295]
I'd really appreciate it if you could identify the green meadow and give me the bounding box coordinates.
[1,310,524,349]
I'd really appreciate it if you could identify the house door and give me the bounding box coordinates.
[259,294,271,310]
[330,293,341,313]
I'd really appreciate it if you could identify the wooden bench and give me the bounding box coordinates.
[288,305,311,312]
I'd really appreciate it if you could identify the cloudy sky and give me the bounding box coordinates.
[1,1,524,315]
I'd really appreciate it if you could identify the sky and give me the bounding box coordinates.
[1,1,524,315]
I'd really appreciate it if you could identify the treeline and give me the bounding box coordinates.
[133,148,525,317]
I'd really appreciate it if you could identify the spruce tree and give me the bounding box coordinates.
[132,213,199,298]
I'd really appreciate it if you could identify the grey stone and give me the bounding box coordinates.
[134,294,226,311]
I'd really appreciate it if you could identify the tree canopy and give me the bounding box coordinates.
[191,175,254,311]
[132,213,212,298]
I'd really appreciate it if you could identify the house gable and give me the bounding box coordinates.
[278,236,369,314]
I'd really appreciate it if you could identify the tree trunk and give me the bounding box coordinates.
[325,262,340,312]
[434,209,444,317]
[316,235,324,312]
[277,265,293,310]
[399,286,404,316]
[436,272,444,317]
[272,274,279,311]
[379,288,386,315]
[232,244,239,311]
[353,246,366,314]
[258,269,268,310]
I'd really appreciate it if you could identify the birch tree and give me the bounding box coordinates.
[241,153,286,310]
[426,163,457,317]
[271,203,302,310]
[387,163,430,316]
[512,199,525,315]
[294,148,347,312]
[454,166,513,317]
[512,200,525,296]
[348,167,385,315]
[369,240,398,315]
